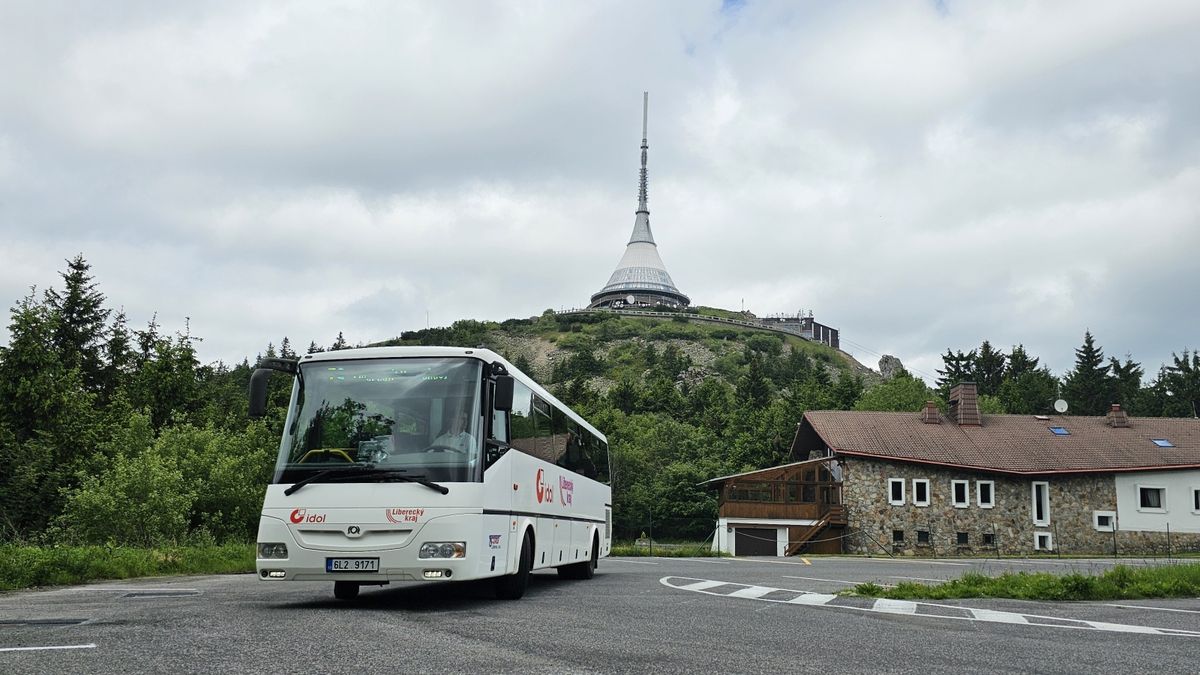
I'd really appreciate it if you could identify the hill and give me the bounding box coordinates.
[380,308,877,540]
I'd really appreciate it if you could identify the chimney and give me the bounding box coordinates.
[948,383,981,426]
[920,400,941,424]
[1106,403,1129,428]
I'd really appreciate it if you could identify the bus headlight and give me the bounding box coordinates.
[258,543,289,559]
[419,542,466,559]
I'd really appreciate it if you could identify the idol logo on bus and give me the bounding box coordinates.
[385,507,424,524]
[535,468,554,504]
[559,476,574,507]
[289,508,326,524]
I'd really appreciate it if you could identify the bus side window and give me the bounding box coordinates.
[508,381,537,455]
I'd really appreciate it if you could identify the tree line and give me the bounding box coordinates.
[1,256,1195,546]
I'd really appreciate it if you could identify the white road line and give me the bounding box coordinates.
[727,586,777,599]
[728,558,828,567]
[1101,604,1200,615]
[607,559,659,565]
[677,580,730,592]
[687,559,732,565]
[787,593,838,606]
[0,644,97,653]
[970,608,1029,624]
[782,575,896,588]
[889,576,948,583]
[820,557,969,567]
[1083,620,1163,635]
[660,577,1200,638]
[873,599,918,615]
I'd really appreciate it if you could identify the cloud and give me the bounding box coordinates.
[1,0,1198,383]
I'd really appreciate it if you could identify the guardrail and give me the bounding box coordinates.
[556,308,834,347]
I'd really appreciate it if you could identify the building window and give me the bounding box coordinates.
[916,529,930,545]
[956,532,969,546]
[888,479,905,506]
[1031,481,1050,526]
[1137,485,1166,512]
[982,532,995,547]
[1034,532,1053,551]
[1151,439,1174,448]
[977,480,995,509]
[1049,426,1070,436]
[729,482,774,502]
[1193,488,1200,513]
[1093,511,1116,531]
[892,529,905,543]
[912,479,930,507]
[952,480,969,508]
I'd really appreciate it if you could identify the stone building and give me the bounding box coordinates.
[706,383,1200,556]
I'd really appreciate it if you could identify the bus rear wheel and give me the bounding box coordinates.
[558,538,597,580]
[333,581,360,600]
[495,532,532,600]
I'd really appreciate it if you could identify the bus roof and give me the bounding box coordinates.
[296,346,607,444]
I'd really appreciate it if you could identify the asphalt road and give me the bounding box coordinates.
[2,556,1198,674]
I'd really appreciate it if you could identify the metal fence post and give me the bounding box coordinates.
[1054,522,1061,559]
[648,510,654,557]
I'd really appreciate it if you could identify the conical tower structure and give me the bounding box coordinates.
[589,93,690,310]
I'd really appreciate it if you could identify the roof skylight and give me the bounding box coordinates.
[1049,426,1071,436]
[1151,439,1175,448]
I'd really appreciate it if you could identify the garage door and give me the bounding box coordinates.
[734,527,777,556]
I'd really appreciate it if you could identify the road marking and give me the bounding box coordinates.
[729,558,840,567]
[970,608,1029,624]
[889,576,948,583]
[0,644,97,653]
[677,580,730,592]
[687,559,732,565]
[1100,604,1200,615]
[820,557,969,567]
[873,599,918,615]
[782,575,896,588]
[608,559,659,565]
[660,576,1200,638]
[727,586,777,599]
[800,557,811,565]
[787,593,837,606]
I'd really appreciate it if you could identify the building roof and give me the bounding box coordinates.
[800,410,1200,475]
[699,457,834,487]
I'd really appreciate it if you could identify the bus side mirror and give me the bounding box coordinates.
[248,368,273,419]
[248,358,299,419]
[494,375,514,412]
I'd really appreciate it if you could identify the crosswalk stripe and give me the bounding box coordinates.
[873,599,918,614]
[970,608,1029,624]
[677,580,729,592]
[786,593,838,606]
[726,586,776,599]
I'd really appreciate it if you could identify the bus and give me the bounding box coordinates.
[249,346,611,600]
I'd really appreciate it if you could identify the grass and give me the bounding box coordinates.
[0,543,255,591]
[611,542,729,558]
[850,563,1200,601]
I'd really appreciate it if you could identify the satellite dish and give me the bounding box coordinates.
[626,295,636,304]
[1053,399,1069,414]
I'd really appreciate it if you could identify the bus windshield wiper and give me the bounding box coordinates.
[284,465,448,496]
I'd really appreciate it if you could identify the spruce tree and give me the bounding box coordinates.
[1061,331,1116,415]
[936,348,976,397]
[331,332,348,351]
[44,255,110,390]
[1006,344,1040,380]
[973,341,1007,396]
[1109,356,1143,410]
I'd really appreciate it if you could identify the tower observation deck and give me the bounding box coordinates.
[589,92,690,310]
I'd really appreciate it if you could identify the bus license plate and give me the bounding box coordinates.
[326,557,379,573]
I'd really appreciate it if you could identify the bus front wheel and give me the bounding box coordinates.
[495,532,532,600]
[333,581,360,600]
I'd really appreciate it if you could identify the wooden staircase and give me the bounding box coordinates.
[785,505,847,556]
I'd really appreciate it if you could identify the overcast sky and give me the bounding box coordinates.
[2,0,1198,383]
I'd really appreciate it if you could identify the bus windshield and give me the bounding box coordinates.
[273,357,484,484]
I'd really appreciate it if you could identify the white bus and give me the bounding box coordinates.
[249,346,611,600]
